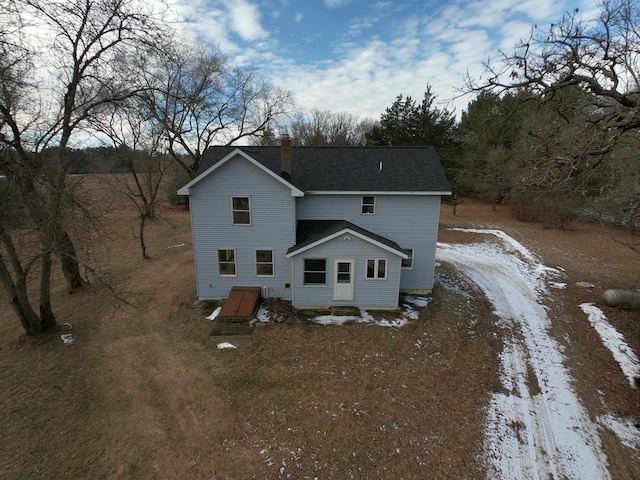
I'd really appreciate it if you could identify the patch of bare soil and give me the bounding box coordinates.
[1,186,638,479]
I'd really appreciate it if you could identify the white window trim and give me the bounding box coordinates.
[256,249,275,277]
[303,258,327,286]
[361,195,376,215]
[365,258,388,280]
[217,249,237,277]
[231,196,251,225]
[401,248,414,270]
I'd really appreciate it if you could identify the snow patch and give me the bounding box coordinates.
[598,414,640,450]
[438,229,610,480]
[217,342,236,350]
[403,295,431,308]
[402,305,420,320]
[450,228,537,263]
[579,303,640,388]
[61,333,74,345]
[206,306,222,320]
[311,309,408,327]
[550,282,567,289]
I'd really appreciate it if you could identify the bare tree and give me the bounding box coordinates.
[470,0,639,129]
[466,0,640,229]
[289,109,371,146]
[93,104,169,259]
[141,38,294,178]
[0,0,169,334]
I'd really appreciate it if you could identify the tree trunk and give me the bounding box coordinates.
[140,215,149,259]
[0,255,41,336]
[56,229,84,290]
[39,248,56,331]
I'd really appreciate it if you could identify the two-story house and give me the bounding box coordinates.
[177,137,451,310]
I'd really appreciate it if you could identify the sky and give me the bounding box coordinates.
[167,0,601,121]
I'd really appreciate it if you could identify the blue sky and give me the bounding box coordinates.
[170,0,598,120]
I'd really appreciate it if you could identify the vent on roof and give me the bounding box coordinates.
[379,161,383,171]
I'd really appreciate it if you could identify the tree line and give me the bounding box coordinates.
[1,0,638,336]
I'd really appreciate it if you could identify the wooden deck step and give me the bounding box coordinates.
[219,286,262,321]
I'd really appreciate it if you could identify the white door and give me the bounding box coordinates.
[333,260,355,301]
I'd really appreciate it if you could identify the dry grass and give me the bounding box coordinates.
[1,186,639,479]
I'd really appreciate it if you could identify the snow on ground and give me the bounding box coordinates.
[403,295,431,308]
[206,306,222,320]
[310,308,409,327]
[437,229,610,480]
[579,303,640,388]
[216,342,236,349]
[598,414,640,450]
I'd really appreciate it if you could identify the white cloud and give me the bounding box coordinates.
[227,0,269,41]
[324,0,350,8]
[169,2,239,53]
[347,16,378,36]
[499,20,534,51]
[171,0,587,121]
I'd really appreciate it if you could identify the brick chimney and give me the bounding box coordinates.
[281,134,292,180]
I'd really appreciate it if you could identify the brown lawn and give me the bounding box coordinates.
[1,179,639,479]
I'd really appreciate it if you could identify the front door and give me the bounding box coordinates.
[333,260,355,301]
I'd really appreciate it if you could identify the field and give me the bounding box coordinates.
[1,177,639,479]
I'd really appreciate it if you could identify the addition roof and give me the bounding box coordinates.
[194,146,451,193]
[286,220,408,258]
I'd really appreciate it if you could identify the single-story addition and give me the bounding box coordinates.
[177,138,451,310]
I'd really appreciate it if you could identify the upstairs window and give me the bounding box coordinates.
[256,250,274,276]
[366,258,387,280]
[232,197,251,225]
[304,259,327,285]
[361,195,375,214]
[401,249,414,269]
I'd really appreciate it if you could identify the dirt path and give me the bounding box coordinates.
[438,229,611,479]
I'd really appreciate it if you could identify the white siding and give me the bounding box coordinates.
[189,154,296,300]
[291,234,402,309]
[296,194,441,290]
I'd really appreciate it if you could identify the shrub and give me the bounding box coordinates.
[511,195,576,229]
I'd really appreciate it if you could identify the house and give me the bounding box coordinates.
[177,138,451,310]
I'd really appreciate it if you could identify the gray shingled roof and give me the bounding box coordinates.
[287,220,406,257]
[197,146,451,192]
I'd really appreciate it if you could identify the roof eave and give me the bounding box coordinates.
[286,228,409,259]
[176,148,304,197]
[304,190,452,196]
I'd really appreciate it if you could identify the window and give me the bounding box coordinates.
[361,195,375,214]
[366,259,387,279]
[256,250,274,276]
[231,197,250,224]
[401,248,414,269]
[304,259,326,285]
[218,249,236,276]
